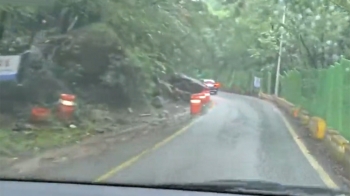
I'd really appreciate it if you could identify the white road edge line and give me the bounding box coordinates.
[274,106,338,188]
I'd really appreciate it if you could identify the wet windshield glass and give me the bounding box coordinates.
[0,0,350,193]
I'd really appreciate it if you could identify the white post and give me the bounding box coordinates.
[274,5,287,96]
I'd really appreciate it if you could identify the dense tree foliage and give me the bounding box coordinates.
[0,0,349,111]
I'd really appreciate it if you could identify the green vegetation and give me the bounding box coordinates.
[0,0,349,153]
[1,0,348,105]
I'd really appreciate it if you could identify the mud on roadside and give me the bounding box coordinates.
[0,101,192,177]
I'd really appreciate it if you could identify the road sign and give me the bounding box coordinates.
[0,55,21,81]
[254,76,261,88]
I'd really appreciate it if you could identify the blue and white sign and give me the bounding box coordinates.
[253,76,261,88]
[0,55,21,81]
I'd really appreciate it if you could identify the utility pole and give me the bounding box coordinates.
[274,5,287,96]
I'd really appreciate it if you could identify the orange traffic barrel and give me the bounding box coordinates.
[190,93,202,115]
[57,94,76,121]
[31,107,51,122]
[203,89,210,104]
[198,93,206,105]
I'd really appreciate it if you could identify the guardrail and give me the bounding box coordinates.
[258,92,350,181]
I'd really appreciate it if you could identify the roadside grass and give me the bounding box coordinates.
[0,103,183,159]
[0,104,137,159]
[0,124,94,158]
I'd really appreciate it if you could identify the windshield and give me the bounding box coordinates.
[0,0,350,194]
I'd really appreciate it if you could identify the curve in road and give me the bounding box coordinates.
[95,92,336,188]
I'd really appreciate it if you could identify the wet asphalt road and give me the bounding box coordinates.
[30,92,328,187]
[104,92,325,186]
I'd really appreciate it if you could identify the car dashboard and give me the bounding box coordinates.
[0,180,243,196]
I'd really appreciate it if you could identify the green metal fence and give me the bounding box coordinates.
[275,58,350,139]
[224,58,350,139]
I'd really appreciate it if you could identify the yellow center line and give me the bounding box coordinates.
[94,102,216,182]
[94,149,150,182]
[96,99,336,189]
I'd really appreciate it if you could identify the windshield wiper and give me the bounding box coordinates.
[0,178,347,196]
[152,180,349,196]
